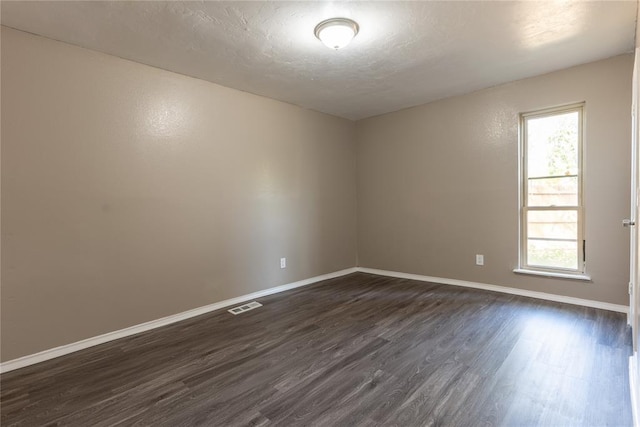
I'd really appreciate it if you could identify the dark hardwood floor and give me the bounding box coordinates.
[0,273,633,426]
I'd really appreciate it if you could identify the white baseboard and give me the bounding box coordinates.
[357,267,628,314]
[2,266,628,374]
[632,354,639,427]
[0,267,358,374]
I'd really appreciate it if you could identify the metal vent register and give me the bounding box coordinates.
[228,301,262,315]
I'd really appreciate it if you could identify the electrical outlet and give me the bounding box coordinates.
[476,254,484,266]
[280,258,286,269]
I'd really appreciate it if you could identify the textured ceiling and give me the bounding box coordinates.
[1,1,637,120]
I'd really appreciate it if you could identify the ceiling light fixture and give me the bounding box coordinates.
[314,18,359,50]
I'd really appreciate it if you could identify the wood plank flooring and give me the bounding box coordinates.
[0,273,633,426]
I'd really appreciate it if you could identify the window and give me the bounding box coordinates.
[520,104,584,275]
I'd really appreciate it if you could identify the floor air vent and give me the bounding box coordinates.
[228,301,262,315]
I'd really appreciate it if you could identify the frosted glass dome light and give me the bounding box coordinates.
[314,18,359,50]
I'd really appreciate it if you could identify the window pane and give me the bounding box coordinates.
[528,176,578,206]
[527,210,577,240]
[527,111,579,178]
[521,105,583,273]
[527,239,578,270]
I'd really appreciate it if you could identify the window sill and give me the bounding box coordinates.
[513,268,592,282]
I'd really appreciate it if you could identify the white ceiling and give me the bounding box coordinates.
[1,1,637,120]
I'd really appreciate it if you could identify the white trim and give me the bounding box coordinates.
[0,267,357,374]
[357,267,628,314]
[513,268,591,281]
[632,354,640,427]
[520,103,586,275]
[1,266,627,374]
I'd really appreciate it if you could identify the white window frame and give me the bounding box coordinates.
[519,103,585,276]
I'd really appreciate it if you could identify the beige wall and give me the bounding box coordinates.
[357,54,633,306]
[0,27,357,361]
[1,25,634,363]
